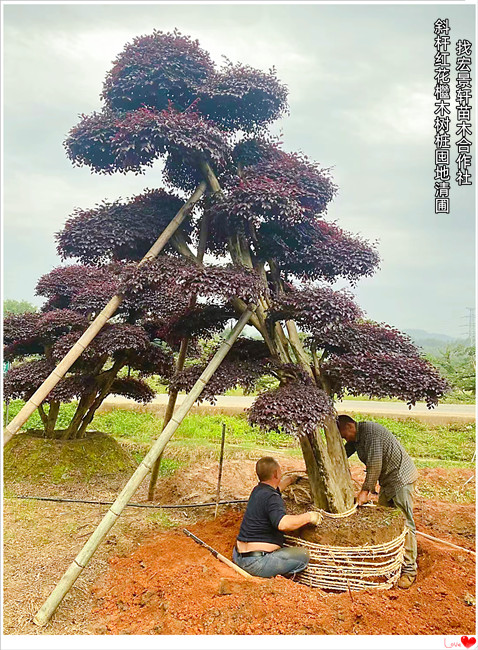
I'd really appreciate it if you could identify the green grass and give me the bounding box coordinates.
[85,409,295,450]
[146,510,178,529]
[4,399,78,431]
[348,414,475,463]
[4,400,475,467]
[415,479,475,504]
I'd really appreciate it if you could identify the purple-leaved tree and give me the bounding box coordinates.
[5,29,448,508]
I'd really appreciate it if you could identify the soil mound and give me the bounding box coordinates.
[293,506,405,546]
[282,477,405,546]
[3,431,137,484]
[90,509,476,636]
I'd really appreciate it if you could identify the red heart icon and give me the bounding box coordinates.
[461,637,476,649]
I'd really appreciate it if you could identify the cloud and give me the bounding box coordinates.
[3,3,475,337]
[339,82,434,143]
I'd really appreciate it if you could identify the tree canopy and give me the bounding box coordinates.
[4,29,449,507]
[3,299,38,315]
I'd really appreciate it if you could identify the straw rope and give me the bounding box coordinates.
[282,472,406,591]
[284,529,407,592]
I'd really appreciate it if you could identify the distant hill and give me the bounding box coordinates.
[405,329,468,354]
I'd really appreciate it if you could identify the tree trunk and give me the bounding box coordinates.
[322,416,355,508]
[62,393,96,439]
[44,401,60,438]
[199,160,355,513]
[299,431,350,513]
[74,358,126,438]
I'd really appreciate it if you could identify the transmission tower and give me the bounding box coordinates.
[461,307,476,345]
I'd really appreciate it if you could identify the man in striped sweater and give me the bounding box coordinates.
[337,415,419,589]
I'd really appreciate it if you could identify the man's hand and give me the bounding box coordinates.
[357,490,371,506]
[308,511,323,526]
[278,510,322,531]
[278,473,301,491]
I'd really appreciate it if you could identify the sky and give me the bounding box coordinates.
[2,2,476,339]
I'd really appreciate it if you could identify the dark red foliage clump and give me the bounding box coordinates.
[308,321,421,357]
[321,353,449,409]
[157,304,237,345]
[4,360,54,400]
[93,324,150,356]
[57,189,185,264]
[227,337,272,363]
[197,63,288,132]
[3,312,41,345]
[207,175,306,230]
[36,265,119,307]
[4,310,87,360]
[245,151,337,217]
[112,106,231,174]
[126,345,174,378]
[64,110,120,174]
[258,219,380,283]
[109,377,156,403]
[3,359,95,404]
[51,331,104,370]
[270,287,362,335]
[119,258,263,306]
[248,383,334,438]
[65,105,231,178]
[36,309,88,340]
[231,136,283,168]
[102,29,215,112]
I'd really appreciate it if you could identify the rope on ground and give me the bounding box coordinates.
[416,530,476,556]
[319,504,358,518]
[7,495,248,509]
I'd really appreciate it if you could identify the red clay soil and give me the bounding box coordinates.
[90,508,476,636]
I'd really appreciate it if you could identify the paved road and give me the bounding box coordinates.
[99,394,475,425]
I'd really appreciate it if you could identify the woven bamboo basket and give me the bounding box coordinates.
[284,528,407,591]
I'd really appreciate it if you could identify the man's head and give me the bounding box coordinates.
[256,456,282,485]
[336,415,357,442]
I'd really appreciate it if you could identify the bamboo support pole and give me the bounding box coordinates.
[147,336,189,500]
[3,182,207,446]
[148,208,210,499]
[214,422,227,519]
[32,305,255,627]
[183,528,256,580]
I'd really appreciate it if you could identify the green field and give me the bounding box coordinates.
[4,399,475,468]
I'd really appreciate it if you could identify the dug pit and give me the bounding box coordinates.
[282,478,407,591]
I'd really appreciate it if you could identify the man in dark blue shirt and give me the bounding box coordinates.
[233,457,321,578]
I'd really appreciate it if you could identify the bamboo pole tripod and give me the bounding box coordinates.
[2,157,255,625]
[3,181,207,446]
[33,305,256,626]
